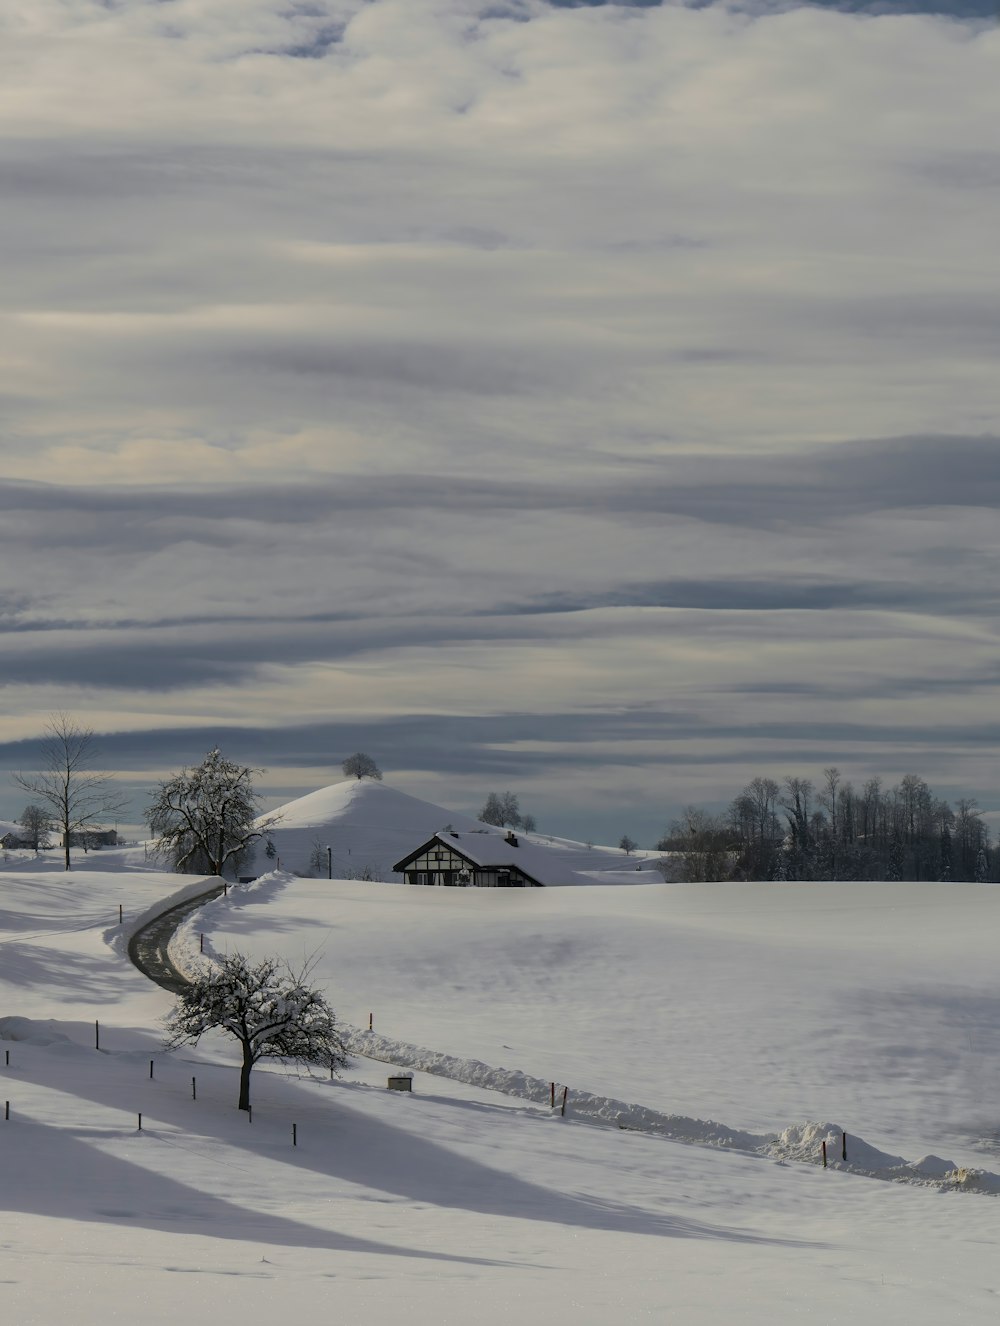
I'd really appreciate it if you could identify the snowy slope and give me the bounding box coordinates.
[250,778,655,884]
[5,865,1000,1323]
[194,875,1000,1172]
[247,778,485,879]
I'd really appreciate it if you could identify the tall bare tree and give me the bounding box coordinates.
[12,714,126,870]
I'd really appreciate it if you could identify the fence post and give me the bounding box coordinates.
[550,1082,555,1108]
[842,1132,847,1162]
[192,1077,197,1101]
[560,1086,568,1117]
[293,1123,297,1147]
[119,904,123,925]
[138,1113,142,1131]
[822,1140,827,1168]
[95,1020,100,1051]
[4,1101,8,1121]
[149,1059,154,1080]
[368,1012,373,1032]
[200,933,204,954]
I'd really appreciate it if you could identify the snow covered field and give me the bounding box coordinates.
[5,850,1000,1322]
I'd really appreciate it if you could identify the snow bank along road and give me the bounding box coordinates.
[137,874,1000,1199]
[127,881,226,994]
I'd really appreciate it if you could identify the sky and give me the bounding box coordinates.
[2,0,999,845]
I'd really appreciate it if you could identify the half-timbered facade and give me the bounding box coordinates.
[393,831,546,887]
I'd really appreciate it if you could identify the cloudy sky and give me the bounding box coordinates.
[2,0,999,844]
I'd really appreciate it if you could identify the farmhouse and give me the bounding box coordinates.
[393,829,557,887]
[1,831,35,850]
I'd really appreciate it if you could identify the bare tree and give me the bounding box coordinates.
[662,806,731,882]
[307,838,328,878]
[146,748,280,877]
[12,714,127,870]
[619,834,638,855]
[164,952,347,1111]
[341,753,382,781]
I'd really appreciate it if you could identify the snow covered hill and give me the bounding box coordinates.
[250,778,661,885]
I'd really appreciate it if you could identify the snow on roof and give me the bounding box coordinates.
[402,830,651,887]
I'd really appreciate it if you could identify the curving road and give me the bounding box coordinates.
[127,883,225,993]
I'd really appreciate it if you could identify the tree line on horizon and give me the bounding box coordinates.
[660,769,996,883]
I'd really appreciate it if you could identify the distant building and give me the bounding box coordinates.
[1,831,37,850]
[64,828,119,849]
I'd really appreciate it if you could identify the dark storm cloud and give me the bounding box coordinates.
[501,576,994,616]
[232,339,552,396]
[4,707,997,791]
[3,432,999,540]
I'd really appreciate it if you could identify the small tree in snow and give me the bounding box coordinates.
[164,953,347,1111]
[18,804,53,852]
[619,834,638,855]
[342,752,382,781]
[480,791,528,828]
[308,838,328,877]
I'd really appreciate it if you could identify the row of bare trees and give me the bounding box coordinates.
[661,770,995,883]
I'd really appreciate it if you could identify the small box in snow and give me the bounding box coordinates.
[387,1074,413,1092]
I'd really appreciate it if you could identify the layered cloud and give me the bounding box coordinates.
[1,1,998,840]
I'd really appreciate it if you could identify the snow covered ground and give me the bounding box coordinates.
[4,847,1000,1321]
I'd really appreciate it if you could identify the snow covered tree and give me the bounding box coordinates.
[479,791,526,828]
[520,813,537,833]
[17,804,53,852]
[146,748,279,877]
[12,713,127,870]
[164,953,347,1111]
[341,753,382,781]
[479,792,505,826]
